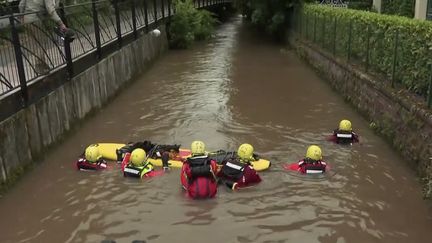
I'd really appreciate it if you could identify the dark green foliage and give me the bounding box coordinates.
[297,4,432,98]
[0,0,17,15]
[348,0,372,10]
[168,0,217,48]
[234,0,308,39]
[382,0,415,18]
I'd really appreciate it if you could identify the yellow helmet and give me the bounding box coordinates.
[85,145,101,163]
[305,145,322,161]
[191,141,205,155]
[131,148,146,166]
[339,119,352,132]
[237,143,254,161]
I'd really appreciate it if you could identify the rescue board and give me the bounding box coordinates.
[93,143,271,171]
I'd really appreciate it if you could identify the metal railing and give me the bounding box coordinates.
[0,0,230,103]
[293,9,432,109]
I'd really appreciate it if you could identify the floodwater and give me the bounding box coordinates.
[0,16,431,243]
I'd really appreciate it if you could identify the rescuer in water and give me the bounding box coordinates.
[181,141,218,199]
[116,141,180,170]
[217,143,262,190]
[121,148,163,178]
[328,119,359,145]
[76,145,107,171]
[296,145,327,174]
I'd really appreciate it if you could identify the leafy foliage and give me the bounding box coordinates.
[348,0,372,11]
[382,0,415,18]
[297,4,432,98]
[234,0,309,39]
[168,0,217,49]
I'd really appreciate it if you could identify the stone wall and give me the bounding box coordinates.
[289,36,432,198]
[0,25,168,187]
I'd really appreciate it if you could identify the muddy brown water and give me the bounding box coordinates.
[1,16,431,243]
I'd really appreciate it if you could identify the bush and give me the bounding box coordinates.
[234,0,308,39]
[382,0,415,18]
[348,0,372,11]
[297,4,432,98]
[168,0,217,48]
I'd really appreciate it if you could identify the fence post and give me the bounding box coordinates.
[305,12,308,40]
[322,15,325,48]
[332,16,337,56]
[365,24,371,72]
[153,0,158,24]
[428,64,432,108]
[9,15,28,103]
[347,19,352,62]
[391,29,399,88]
[144,0,149,32]
[131,0,138,39]
[161,0,165,19]
[298,9,302,36]
[313,13,317,43]
[114,0,122,48]
[92,0,102,59]
[168,0,172,18]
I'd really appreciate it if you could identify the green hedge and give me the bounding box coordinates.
[296,4,432,98]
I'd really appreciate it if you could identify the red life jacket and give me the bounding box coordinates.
[181,155,217,199]
[298,159,326,174]
[218,159,246,182]
[218,159,261,189]
[76,158,107,171]
[333,129,358,144]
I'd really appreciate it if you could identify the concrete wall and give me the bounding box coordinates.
[415,0,428,20]
[372,0,382,13]
[289,37,432,198]
[0,25,168,186]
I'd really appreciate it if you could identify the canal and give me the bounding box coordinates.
[0,16,431,243]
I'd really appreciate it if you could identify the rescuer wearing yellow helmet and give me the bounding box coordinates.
[181,141,218,199]
[122,148,157,178]
[329,119,359,144]
[116,140,181,171]
[76,144,107,171]
[297,145,327,174]
[191,140,206,156]
[217,143,262,190]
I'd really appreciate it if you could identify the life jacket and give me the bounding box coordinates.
[334,129,355,144]
[186,156,215,181]
[76,158,107,171]
[298,159,326,174]
[181,155,217,199]
[219,159,246,182]
[123,162,154,178]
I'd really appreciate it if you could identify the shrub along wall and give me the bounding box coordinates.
[297,4,432,100]
[168,0,217,49]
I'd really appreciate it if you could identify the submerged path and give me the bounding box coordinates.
[0,16,431,243]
